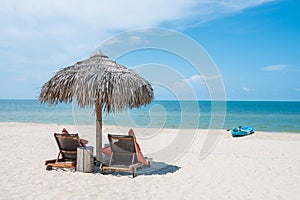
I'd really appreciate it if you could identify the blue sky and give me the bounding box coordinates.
[0,0,299,100]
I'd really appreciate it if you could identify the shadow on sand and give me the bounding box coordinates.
[97,160,180,177]
[137,160,180,176]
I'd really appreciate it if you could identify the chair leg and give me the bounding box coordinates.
[133,168,137,178]
[56,152,61,162]
[101,167,105,175]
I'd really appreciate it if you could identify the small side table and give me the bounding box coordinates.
[76,146,94,173]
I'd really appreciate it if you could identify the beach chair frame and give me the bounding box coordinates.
[45,133,81,170]
[101,134,145,178]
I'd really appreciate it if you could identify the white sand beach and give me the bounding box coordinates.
[0,122,300,199]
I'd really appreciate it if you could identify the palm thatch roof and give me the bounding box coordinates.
[39,51,154,112]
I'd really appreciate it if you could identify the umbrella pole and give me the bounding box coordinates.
[95,104,102,164]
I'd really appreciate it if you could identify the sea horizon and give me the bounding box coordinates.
[0,99,299,133]
[1,98,300,102]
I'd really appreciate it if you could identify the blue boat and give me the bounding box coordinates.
[231,126,254,137]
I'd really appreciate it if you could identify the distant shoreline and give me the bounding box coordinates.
[1,99,300,133]
[0,98,300,102]
[0,122,299,135]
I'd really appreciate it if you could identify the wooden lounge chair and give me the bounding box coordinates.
[101,134,149,178]
[45,133,81,170]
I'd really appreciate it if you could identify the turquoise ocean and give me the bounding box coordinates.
[0,99,300,133]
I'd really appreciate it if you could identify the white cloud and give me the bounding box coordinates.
[0,0,276,61]
[0,0,276,98]
[187,75,204,84]
[243,87,253,92]
[172,75,211,100]
[174,0,276,25]
[0,0,194,39]
[0,0,199,64]
[172,75,206,95]
[186,74,219,85]
[0,0,275,42]
[101,35,148,48]
[173,74,220,96]
[262,65,288,71]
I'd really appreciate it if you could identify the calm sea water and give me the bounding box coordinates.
[0,99,299,133]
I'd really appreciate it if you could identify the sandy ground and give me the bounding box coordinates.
[0,122,299,199]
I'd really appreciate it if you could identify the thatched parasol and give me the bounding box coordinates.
[39,51,153,161]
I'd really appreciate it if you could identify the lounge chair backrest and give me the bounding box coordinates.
[108,134,138,166]
[54,133,81,160]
